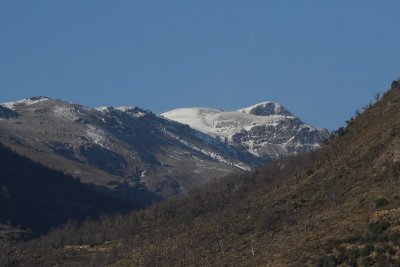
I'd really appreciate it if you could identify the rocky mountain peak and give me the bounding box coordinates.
[96,105,151,118]
[163,102,328,159]
[238,101,293,117]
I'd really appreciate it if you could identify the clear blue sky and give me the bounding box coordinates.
[1,1,399,130]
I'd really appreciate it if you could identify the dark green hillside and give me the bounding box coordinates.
[0,143,143,238]
[4,84,400,266]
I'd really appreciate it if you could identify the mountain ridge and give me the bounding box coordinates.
[0,96,328,210]
[162,101,328,158]
[0,96,263,201]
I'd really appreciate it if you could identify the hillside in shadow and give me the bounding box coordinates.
[0,143,148,239]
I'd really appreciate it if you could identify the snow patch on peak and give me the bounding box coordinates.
[96,105,148,118]
[115,106,148,117]
[114,106,137,112]
[238,101,293,117]
[163,102,329,158]
[96,106,139,113]
[162,107,284,140]
[162,107,222,119]
[95,106,110,112]
[2,96,51,110]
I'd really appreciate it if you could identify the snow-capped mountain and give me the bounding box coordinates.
[0,97,328,203]
[162,101,329,159]
[0,97,261,202]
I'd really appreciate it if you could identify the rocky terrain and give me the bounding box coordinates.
[163,101,329,159]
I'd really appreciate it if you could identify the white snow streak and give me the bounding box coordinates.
[53,106,79,121]
[2,97,50,110]
[86,125,110,148]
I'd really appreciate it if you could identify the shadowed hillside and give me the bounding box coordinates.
[3,84,400,266]
[0,143,146,239]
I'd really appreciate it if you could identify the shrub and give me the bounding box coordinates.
[374,252,387,265]
[374,246,385,254]
[338,248,360,267]
[385,244,396,255]
[348,256,357,267]
[361,256,374,266]
[346,235,364,244]
[368,221,390,236]
[316,255,337,267]
[375,198,389,208]
[337,127,346,137]
[336,246,348,263]
[389,232,400,246]
[361,244,374,256]
[348,248,360,259]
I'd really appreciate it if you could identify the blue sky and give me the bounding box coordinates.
[1,1,399,130]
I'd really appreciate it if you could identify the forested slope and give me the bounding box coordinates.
[0,143,141,238]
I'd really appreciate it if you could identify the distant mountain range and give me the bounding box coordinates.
[0,96,328,203]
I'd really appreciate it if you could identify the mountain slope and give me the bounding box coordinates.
[162,101,329,159]
[0,97,261,201]
[0,143,140,238]
[7,85,400,266]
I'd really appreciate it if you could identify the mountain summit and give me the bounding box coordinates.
[162,101,328,159]
[238,101,293,116]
